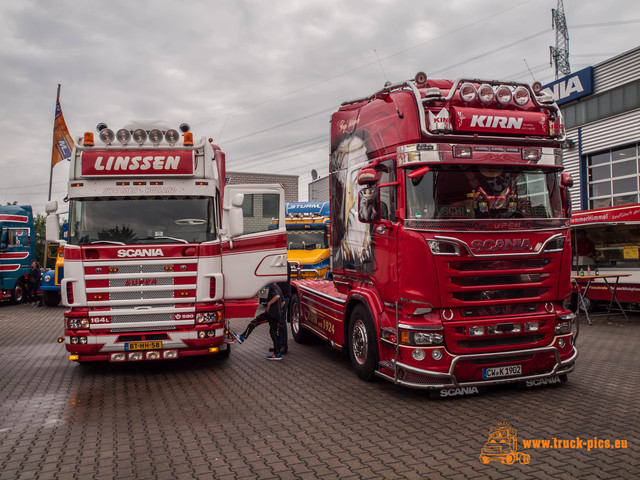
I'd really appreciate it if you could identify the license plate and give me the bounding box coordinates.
[125,341,162,351]
[483,364,522,379]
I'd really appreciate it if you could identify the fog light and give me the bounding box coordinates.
[129,352,143,361]
[146,351,161,360]
[558,338,566,348]
[412,349,426,361]
[209,346,219,353]
[432,349,443,361]
[524,322,539,332]
[111,353,126,362]
[468,326,485,336]
[69,354,79,361]
[163,350,178,359]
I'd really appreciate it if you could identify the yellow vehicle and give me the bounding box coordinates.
[285,202,330,279]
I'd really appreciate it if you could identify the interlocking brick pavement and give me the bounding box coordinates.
[0,303,638,479]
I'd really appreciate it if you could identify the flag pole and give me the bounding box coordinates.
[48,84,61,202]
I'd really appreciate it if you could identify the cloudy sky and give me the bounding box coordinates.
[1,0,639,214]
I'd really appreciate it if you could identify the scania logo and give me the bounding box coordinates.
[117,248,164,258]
[470,239,532,253]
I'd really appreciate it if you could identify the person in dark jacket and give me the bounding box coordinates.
[26,261,41,306]
[232,282,285,360]
[274,263,292,354]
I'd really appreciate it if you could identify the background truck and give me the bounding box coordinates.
[47,120,287,362]
[1,205,36,304]
[285,201,331,279]
[41,222,67,307]
[289,73,577,394]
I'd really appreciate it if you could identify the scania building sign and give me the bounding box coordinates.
[542,66,593,105]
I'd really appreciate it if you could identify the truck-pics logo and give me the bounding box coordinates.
[479,422,531,465]
[117,248,165,258]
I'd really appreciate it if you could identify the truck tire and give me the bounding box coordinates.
[10,279,25,304]
[218,344,231,359]
[290,293,312,343]
[348,304,379,381]
[43,291,61,307]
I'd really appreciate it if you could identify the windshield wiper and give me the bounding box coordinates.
[90,240,126,245]
[141,236,189,244]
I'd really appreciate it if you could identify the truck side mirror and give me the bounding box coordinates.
[46,213,61,242]
[560,173,573,218]
[358,185,381,223]
[227,193,244,239]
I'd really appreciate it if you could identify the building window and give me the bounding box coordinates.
[563,78,640,129]
[587,143,639,209]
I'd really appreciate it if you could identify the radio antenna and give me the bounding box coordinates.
[523,59,536,82]
[374,49,389,85]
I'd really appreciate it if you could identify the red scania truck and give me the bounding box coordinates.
[289,74,577,395]
[47,120,287,362]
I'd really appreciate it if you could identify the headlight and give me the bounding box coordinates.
[400,330,444,345]
[43,274,52,282]
[468,326,485,336]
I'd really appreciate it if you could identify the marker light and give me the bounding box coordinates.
[116,129,131,145]
[83,132,94,147]
[149,129,163,145]
[478,84,494,103]
[98,128,115,145]
[459,83,478,102]
[165,129,180,145]
[496,85,513,105]
[513,86,530,105]
[133,128,147,145]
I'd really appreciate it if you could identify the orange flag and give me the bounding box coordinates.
[52,100,73,167]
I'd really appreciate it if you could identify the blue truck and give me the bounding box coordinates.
[0,205,36,304]
[40,222,67,307]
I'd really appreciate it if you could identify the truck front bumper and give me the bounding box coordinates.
[375,345,577,390]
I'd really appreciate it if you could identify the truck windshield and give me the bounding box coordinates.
[68,197,215,245]
[286,229,328,250]
[406,165,563,220]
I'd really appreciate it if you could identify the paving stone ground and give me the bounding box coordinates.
[0,303,638,479]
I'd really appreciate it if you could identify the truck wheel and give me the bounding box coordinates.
[348,304,378,381]
[218,344,231,359]
[479,455,490,464]
[43,291,61,307]
[11,279,25,304]
[290,294,312,343]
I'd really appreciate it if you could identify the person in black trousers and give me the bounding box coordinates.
[275,263,292,354]
[232,282,285,360]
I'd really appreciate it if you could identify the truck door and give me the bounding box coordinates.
[221,184,288,299]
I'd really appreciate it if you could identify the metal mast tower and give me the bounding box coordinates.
[550,0,571,79]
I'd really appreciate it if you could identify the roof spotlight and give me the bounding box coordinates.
[133,128,147,145]
[98,128,115,145]
[165,129,180,145]
[116,129,131,145]
[478,84,494,104]
[459,83,478,102]
[149,129,163,144]
[496,85,513,105]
